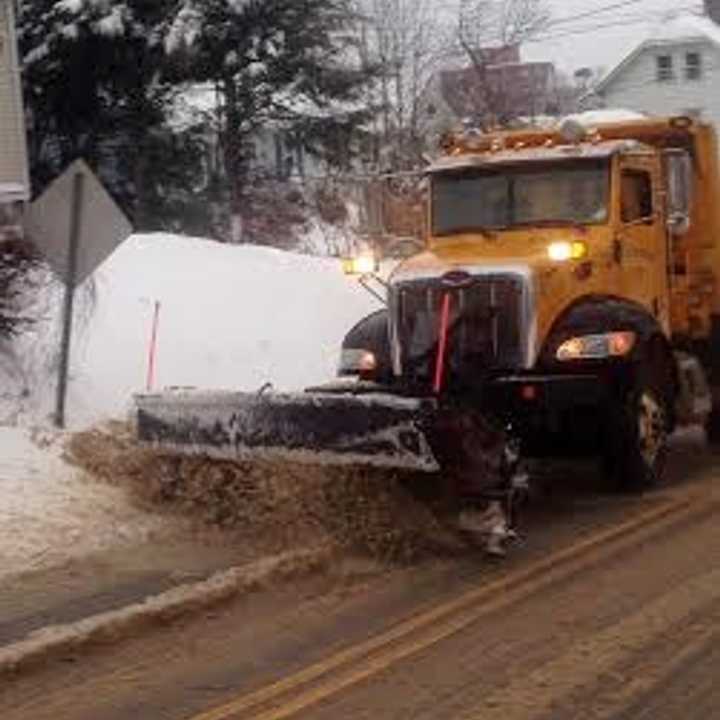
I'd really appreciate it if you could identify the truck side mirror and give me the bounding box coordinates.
[664,149,693,236]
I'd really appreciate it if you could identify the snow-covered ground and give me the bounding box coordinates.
[0,232,380,577]
[0,426,171,580]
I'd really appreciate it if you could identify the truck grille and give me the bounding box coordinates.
[390,273,530,389]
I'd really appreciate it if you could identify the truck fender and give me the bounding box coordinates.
[537,295,670,368]
[339,309,392,382]
[538,296,679,430]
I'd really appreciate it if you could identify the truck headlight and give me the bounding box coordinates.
[342,253,379,276]
[339,349,377,376]
[556,332,636,361]
[547,241,587,262]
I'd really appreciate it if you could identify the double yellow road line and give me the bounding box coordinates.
[191,495,711,720]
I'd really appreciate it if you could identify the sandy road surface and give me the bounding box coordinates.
[1,440,718,720]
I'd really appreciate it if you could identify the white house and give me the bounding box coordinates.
[0,0,29,234]
[587,0,720,125]
[589,5,720,126]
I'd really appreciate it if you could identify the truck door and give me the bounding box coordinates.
[616,156,670,331]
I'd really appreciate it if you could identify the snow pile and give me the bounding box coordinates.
[0,427,172,580]
[2,233,380,428]
[0,232,382,577]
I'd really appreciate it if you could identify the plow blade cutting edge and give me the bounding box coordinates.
[134,390,441,473]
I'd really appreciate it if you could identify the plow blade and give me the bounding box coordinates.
[134,390,441,473]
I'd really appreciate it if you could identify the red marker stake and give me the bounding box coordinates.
[146,301,161,392]
[434,292,452,395]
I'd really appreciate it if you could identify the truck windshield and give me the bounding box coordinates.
[432,159,610,235]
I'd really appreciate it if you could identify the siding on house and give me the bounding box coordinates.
[0,0,29,201]
[599,39,720,126]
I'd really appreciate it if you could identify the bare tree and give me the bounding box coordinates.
[456,0,551,129]
[358,0,448,170]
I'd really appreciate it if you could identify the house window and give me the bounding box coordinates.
[656,55,674,82]
[686,52,702,80]
[621,170,654,223]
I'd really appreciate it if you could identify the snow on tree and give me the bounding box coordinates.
[18,0,378,244]
[18,0,207,230]
[172,0,377,243]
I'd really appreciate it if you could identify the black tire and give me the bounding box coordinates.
[701,314,720,443]
[340,310,393,384]
[704,401,720,444]
[602,362,669,492]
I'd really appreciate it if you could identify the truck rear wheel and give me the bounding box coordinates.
[704,392,720,444]
[603,366,669,491]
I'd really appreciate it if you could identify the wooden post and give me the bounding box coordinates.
[146,301,161,392]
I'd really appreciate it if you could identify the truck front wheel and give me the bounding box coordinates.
[704,396,720,443]
[602,367,669,491]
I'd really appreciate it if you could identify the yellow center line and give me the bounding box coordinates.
[189,497,702,720]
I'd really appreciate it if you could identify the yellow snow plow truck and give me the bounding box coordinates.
[135,115,719,538]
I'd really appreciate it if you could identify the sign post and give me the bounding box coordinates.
[54,172,85,428]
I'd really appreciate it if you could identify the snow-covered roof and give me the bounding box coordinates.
[649,13,720,46]
[595,13,720,93]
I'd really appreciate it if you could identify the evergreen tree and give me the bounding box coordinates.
[18,0,377,242]
[177,0,376,241]
[18,0,205,229]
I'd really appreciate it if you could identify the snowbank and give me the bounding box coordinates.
[0,427,170,580]
[2,233,380,428]
[0,232,381,578]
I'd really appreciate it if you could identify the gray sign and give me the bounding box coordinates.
[24,159,133,286]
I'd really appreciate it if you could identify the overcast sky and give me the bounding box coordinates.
[491,0,705,75]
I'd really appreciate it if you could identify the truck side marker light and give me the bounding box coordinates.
[608,331,636,356]
[521,385,538,401]
[548,241,587,262]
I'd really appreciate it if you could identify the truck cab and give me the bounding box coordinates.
[343,116,720,488]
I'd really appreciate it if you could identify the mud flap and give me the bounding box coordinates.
[134,390,441,473]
